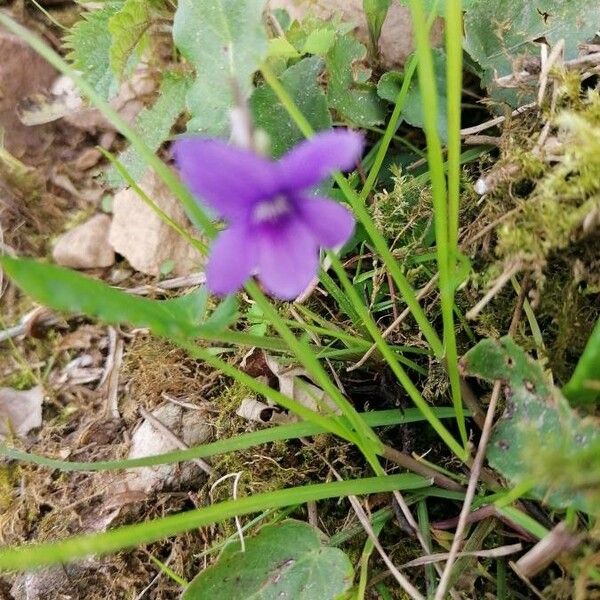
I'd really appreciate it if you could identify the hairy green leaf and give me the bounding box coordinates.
[183,520,353,599]
[173,0,268,135]
[251,56,332,158]
[301,28,337,55]
[65,2,122,100]
[326,34,385,127]
[108,0,151,79]
[461,336,600,512]
[378,49,448,141]
[106,71,190,186]
[464,0,600,106]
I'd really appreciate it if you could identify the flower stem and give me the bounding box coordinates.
[260,63,444,359]
[408,0,468,449]
[359,5,438,202]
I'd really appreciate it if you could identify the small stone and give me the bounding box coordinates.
[111,403,213,500]
[109,171,204,276]
[0,386,43,440]
[52,214,115,269]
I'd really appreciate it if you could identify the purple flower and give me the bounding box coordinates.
[174,130,363,299]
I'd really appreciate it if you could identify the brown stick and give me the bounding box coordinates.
[381,444,464,493]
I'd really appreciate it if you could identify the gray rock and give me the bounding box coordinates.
[52,214,115,269]
[108,171,203,276]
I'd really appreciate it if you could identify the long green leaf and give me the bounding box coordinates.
[0,408,459,472]
[408,0,467,449]
[0,256,279,352]
[0,474,430,571]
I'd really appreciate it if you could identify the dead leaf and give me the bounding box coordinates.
[236,397,290,424]
[265,355,342,416]
[0,386,43,440]
[0,29,56,157]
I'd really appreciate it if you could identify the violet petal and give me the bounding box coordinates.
[206,225,257,295]
[257,217,319,300]
[298,196,355,248]
[173,138,278,220]
[277,130,364,192]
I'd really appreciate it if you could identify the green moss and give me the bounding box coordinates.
[497,91,600,263]
[369,166,433,251]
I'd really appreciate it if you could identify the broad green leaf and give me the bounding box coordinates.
[378,49,448,141]
[0,474,429,571]
[173,0,268,135]
[363,0,391,51]
[461,336,600,512]
[108,0,151,79]
[464,0,600,106]
[65,2,122,100]
[183,520,353,600]
[326,34,385,127]
[251,56,332,158]
[301,28,336,55]
[563,318,600,405]
[106,71,191,186]
[268,37,301,59]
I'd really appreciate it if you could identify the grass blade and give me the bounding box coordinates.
[0,474,430,571]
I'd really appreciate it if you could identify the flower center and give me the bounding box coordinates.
[252,196,290,223]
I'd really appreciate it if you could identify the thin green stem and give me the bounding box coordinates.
[359,54,418,201]
[446,0,463,253]
[408,0,467,448]
[1,408,459,473]
[280,319,372,349]
[357,520,385,600]
[327,254,467,461]
[260,64,444,358]
[99,147,207,255]
[246,283,383,469]
[359,6,438,201]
